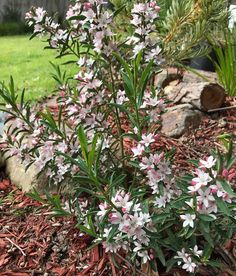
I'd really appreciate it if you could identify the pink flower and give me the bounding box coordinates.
[131,144,145,157]
[140,133,155,147]
[97,202,109,217]
[189,169,212,192]
[199,156,216,169]
[140,156,154,170]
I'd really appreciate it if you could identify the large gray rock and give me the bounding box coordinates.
[5,155,46,192]
[182,70,217,84]
[161,104,202,138]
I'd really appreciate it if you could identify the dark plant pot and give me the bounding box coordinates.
[189,49,218,72]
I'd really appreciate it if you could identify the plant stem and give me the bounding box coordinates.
[109,61,125,169]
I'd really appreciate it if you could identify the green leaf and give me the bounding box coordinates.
[202,243,213,261]
[77,126,88,162]
[26,188,46,204]
[226,140,233,164]
[88,215,97,236]
[137,60,153,107]
[217,179,235,196]
[113,52,132,79]
[113,4,126,17]
[216,149,223,173]
[226,156,236,170]
[152,244,166,266]
[199,221,214,247]
[122,72,135,101]
[107,226,118,242]
[88,134,98,171]
[214,196,231,216]
[199,214,216,222]
[166,258,177,273]
[207,260,222,268]
[76,224,97,238]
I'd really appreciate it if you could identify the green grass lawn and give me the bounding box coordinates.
[0,35,77,102]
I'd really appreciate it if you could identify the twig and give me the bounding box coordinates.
[208,105,236,113]
[224,268,236,276]
[115,253,146,276]
[5,237,26,256]
[217,245,236,270]
[108,253,117,276]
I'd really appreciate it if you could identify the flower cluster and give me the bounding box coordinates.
[96,190,155,264]
[0,1,235,274]
[174,246,203,273]
[26,0,162,62]
[131,131,179,208]
[187,156,234,217]
[128,2,161,61]
[25,7,66,48]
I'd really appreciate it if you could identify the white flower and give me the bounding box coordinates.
[133,42,145,57]
[154,196,167,208]
[103,227,112,238]
[133,241,142,252]
[34,7,46,23]
[140,156,154,170]
[140,133,155,147]
[189,169,212,192]
[133,127,138,134]
[192,245,203,257]
[182,257,197,273]
[97,202,109,217]
[103,241,120,253]
[174,248,189,265]
[180,214,196,228]
[132,4,148,13]
[116,90,128,105]
[199,156,216,169]
[185,198,194,208]
[197,188,215,208]
[137,250,150,264]
[137,212,151,225]
[132,144,145,157]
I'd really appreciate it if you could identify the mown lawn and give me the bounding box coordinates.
[0,35,77,101]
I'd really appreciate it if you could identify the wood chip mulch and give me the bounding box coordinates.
[0,95,235,275]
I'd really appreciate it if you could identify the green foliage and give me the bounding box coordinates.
[160,0,230,66]
[210,28,236,96]
[0,22,31,36]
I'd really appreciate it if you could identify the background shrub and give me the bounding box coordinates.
[0,22,32,36]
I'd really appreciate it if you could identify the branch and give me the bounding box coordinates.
[5,237,26,256]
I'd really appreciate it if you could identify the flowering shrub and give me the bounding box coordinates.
[0,1,236,274]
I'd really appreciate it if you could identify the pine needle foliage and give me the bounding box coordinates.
[160,0,230,66]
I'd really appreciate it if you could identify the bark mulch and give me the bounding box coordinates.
[0,97,236,275]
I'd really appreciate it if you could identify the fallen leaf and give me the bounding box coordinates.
[0,179,10,191]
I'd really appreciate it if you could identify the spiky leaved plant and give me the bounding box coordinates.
[160,0,230,66]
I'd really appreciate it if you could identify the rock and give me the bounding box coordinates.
[183,69,217,83]
[161,104,202,138]
[155,68,217,88]
[164,82,225,112]
[154,68,183,88]
[5,155,47,192]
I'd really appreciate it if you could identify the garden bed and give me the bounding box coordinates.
[0,99,235,275]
